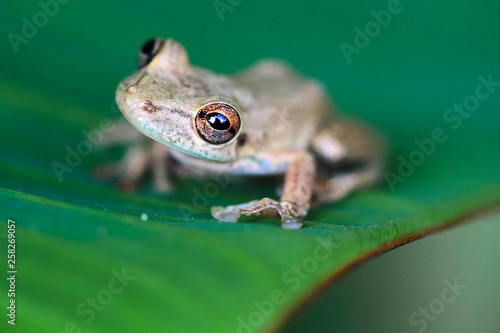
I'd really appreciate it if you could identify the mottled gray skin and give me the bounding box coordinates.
[113,38,385,229]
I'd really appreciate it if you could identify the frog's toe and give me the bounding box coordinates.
[94,163,121,180]
[211,206,241,222]
[116,178,140,192]
[280,217,304,229]
[211,200,262,222]
[95,162,141,192]
[275,201,304,229]
[153,179,173,194]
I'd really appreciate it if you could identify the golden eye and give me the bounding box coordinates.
[195,103,241,145]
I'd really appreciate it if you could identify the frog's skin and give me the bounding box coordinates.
[111,38,385,229]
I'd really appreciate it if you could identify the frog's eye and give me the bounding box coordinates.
[195,103,241,145]
[137,38,165,69]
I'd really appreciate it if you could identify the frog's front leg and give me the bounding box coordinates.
[150,141,173,192]
[116,141,172,192]
[212,151,315,229]
[97,123,173,193]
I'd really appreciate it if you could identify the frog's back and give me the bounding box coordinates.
[233,60,330,109]
[231,60,335,151]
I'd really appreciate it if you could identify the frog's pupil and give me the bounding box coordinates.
[207,113,230,130]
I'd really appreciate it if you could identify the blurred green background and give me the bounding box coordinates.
[285,212,500,333]
[1,0,500,332]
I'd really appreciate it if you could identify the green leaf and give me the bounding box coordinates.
[1,1,500,332]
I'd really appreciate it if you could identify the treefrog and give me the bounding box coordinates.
[111,38,385,229]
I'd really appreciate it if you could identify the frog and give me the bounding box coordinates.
[109,38,386,229]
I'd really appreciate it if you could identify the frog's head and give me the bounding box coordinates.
[116,38,246,162]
